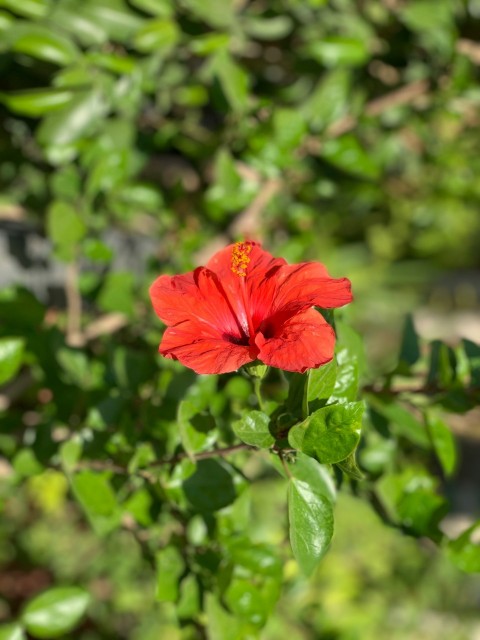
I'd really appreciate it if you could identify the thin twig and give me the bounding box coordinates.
[65,261,82,347]
[72,443,255,482]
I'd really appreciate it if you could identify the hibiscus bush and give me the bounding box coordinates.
[1,0,480,638]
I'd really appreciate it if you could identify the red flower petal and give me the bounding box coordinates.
[160,322,256,374]
[270,261,352,316]
[150,267,244,340]
[206,242,286,335]
[255,309,335,373]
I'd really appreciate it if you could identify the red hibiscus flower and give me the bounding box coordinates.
[149,242,352,375]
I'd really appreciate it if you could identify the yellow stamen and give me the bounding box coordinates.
[231,242,252,277]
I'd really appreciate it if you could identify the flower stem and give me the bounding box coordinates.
[254,378,264,411]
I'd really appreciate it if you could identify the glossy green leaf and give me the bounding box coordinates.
[288,475,334,575]
[330,322,365,403]
[321,134,380,179]
[308,359,337,404]
[289,402,364,464]
[0,88,75,117]
[426,411,457,477]
[232,410,274,448]
[0,624,25,640]
[155,547,184,602]
[286,371,309,419]
[22,587,90,639]
[447,521,480,573]
[0,338,24,386]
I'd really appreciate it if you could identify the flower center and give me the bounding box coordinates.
[230,242,252,277]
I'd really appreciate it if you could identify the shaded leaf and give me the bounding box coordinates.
[183,459,237,512]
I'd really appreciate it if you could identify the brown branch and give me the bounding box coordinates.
[73,443,255,482]
[65,261,82,347]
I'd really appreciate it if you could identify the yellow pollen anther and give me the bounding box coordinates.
[231,242,252,277]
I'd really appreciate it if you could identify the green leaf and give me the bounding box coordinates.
[290,452,336,504]
[59,439,82,472]
[303,69,351,131]
[37,89,110,148]
[427,340,456,388]
[178,399,216,458]
[321,134,380,180]
[206,594,245,640]
[309,36,370,67]
[22,587,90,639]
[368,396,431,448]
[243,15,293,41]
[330,322,364,403]
[133,18,179,53]
[0,338,24,386]
[286,371,309,419]
[182,0,234,28]
[97,272,135,316]
[0,0,48,18]
[79,0,144,42]
[57,348,104,390]
[288,475,334,575]
[288,401,364,464]
[447,521,480,573]
[71,471,121,535]
[398,313,420,369]
[212,50,249,112]
[308,360,337,404]
[183,459,238,512]
[425,411,457,477]
[0,624,25,640]
[463,339,480,386]
[130,0,172,16]
[155,547,184,602]
[47,201,86,261]
[0,88,75,117]
[336,451,364,480]
[232,410,274,448]
[7,24,79,65]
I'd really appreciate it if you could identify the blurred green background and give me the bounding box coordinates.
[1,0,480,638]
